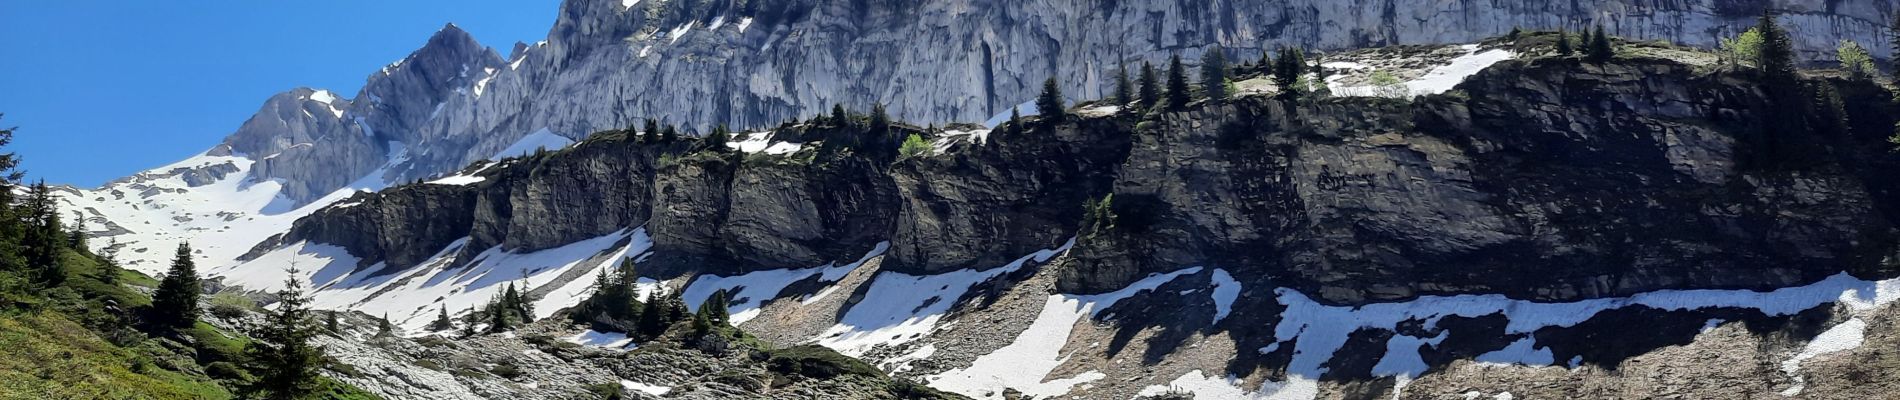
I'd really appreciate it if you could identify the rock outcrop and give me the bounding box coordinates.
[257,43,1900,306]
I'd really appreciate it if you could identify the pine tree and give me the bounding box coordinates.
[1755,10,1797,83]
[1035,77,1066,127]
[1587,25,1614,63]
[21,182,63,285]
[643,119,661,143]
[460,306,479,337]
[697,289,730,326]
[831,104,850,128]
[1201,46,1229,101]
[150,242,201,331]
[325,311,340,334]
[1508,26,1522,40]
[1137,62,1160,109]
[1271,47,1305,97]
[705,125,732,153]
[376,313,393,337]
[636,287,670,338]
[245,266,323,400]
[1809,81,1850,138]
[1556,27,1574,56]
[661,125,679,142]
[1114,63,1133,106]
[97,242,121,285]
[1006,107,1024,137]
[870,103,891,136]
[428,307,453,332]
[67,219,86,251]
[575,259,643,331]
[1165,55,1192,111]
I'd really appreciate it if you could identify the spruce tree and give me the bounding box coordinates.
[643,119,661,143]
[1201,46,1229,101]
[1006,107,1024,137]
[1114,63,1133,106]
[245,267,323,400]
[460,306,479,337]
[699,289,730,326]
[1587,25,1614,63]
[870,103,891,136]
[705,125,732,153]
[150,242,201,331]
[376,313,393,337]
[661,125,679,143]
[1755,10,1797,84]
[831,104,850,128]
[636,287,670,338]
[1165,55,1192,111]
[22,182,63,285]
[1137,62,1160,109]
[97,243,121,285]
[1508,26,1522,40]
[67,219,86,251]
[1035,77,1066,127]
[325,311,340,334]
[576,259,642,331]
[1271,47,1305,96]
[1556,27,1574,56]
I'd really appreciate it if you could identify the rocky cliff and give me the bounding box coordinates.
[253,39,1900,308]
[164,0,1900,207]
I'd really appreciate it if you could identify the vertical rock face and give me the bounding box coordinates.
[256,49,1900,306]
[177,0,1896,206]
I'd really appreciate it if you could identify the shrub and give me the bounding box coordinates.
[897,133,932,159]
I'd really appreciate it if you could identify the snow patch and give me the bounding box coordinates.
[927,266,1200,400]
[1209,268,1241,323]
[490,128,574,161]
[619,380,670,396]
[685,242,887,325]
[815,239,1074,358]
[567,330,637,350]
[736,17,754,33]
[728,132,804,155]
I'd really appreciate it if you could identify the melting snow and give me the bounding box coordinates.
[928,266,1202,400]
[706,16,725,31]
[668,22,695,45]
[308,90,338,104]
[1209,268,1240,323]
[728,132,804,155]
[1137,370,1279,400]
[567,330,637,350]
[619,0,640,10]
[815,239,1074,358]
[1330,45,1516,99]
[1780,318,1869,396]
[490,128,574,161]
[736,17,754,33]
[685,242,888,325]
[619,380,670,396]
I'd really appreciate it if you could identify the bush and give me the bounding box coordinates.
[205,293,255,321]
[897,133,932,159]
[489,362,523,379]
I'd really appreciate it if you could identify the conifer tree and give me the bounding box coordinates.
[1755,10,1797,84]
[1006,107,1024,137]
[1035,78,1066,127]
[376,313,393,337]
[661,125,679,142]
[1587,25,1614,63]
[151,242,201,331]
[831,104,850,128]
[1508,26,1522,40]
[67,219,87,251]
[1271,47,1306,97]
[21,182,63,285]
[705,125,733,153]
[1201,46,1229,101]
[636,287,671,338]
[1137,62,1160,109]
[1114,63,1133,105]
[97,242,121,285]
[460,306,479,337]
[870,103,891,136]
[325,311,340,334]
[428,306,454,331]
[1556,27,1574,56]
[245,267,323,400]
[1165,55,1192,111]
[697,289,730,326]
[575,259,642,331]
[643,119,661,143]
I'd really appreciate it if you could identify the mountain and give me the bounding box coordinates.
[241,35,1900,398]
[47,0,1900,398]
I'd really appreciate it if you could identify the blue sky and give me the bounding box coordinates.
[0,1,560,187]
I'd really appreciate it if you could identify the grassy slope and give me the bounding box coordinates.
[0,248,378,399]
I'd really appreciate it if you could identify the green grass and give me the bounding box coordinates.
[0,309,233,399]
[0,247,382,399]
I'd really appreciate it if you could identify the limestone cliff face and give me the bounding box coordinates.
[256,50,1900,305]
[185,0,1897,206]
